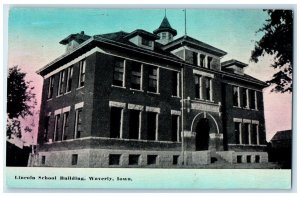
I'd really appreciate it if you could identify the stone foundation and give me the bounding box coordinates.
[33,148,214,168]
[216,151,268,164]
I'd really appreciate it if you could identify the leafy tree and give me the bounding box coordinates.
[7,118,22,138]
[250,10,293,93]
[7,66,36,136]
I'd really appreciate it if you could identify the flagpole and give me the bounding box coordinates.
[184,9,187,36]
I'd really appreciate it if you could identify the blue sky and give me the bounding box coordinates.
[7,7,291,142]
[9,8,268,65]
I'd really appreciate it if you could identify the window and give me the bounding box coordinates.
[110,107,122,138]
[147,112,158,140]
[41,156,46,164]
[255,155,260,163]
[194,75,201,99]
[242,88,248,108]
[54,114,61,141]
[237,155,242,163]
[147,155,158,165]
[204,77,211,101]
[161,32,166,39]
[192,52,198,65]
[71,154,78,165]
[131,62,142,90]
[246,155,251,163]
[43,116,50,142]
[251,124,258,145]
[172,71,179,97]
[109,154,121,165]
[171,115,180,142]
[148,66,158,93]
[243,123,250,145]
[200,54,205,67]
[233,86,240,107]
[173,155,179,165]
[207,56,212,69]
[129,155,140,165]
[249,89,256,109]
[47,76,54,99]
[66,66,73,92]
[74,108,83,139]
[195,75,212,101]
[78,60,86,87]
[141,38,152,47]
[62,111,69,141]
[57,70,65,95]
[234,122,241,144]
[113,58,125,87]
[129,110,140,139]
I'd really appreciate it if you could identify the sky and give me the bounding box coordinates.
[7,7,292,142]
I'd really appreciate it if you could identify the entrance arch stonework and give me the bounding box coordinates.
[190,112,224,152]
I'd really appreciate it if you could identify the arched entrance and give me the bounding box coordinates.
[195,118,210,151]
[190,112,223,151]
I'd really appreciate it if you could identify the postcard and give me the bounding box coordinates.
[5,6,293,189]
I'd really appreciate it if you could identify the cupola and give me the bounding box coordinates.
[153,16,177,45]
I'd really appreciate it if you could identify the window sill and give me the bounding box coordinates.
[130,88,144,92]
[194,98,214,103]
[54,91,72,98]
[147,91,160,95]
[239,107,258,111]
[76,86,84,91]
[171,95,181,99]
[111,85,126,89]
[46,136,183,144]
[64,91,71,95]
[46,98,53,102]
[228,144,266,147]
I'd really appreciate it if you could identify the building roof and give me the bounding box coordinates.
[221,59,248,68]
[271,130,292,141]
[124,29,159,40]
[94,31,180,59]
[163,35,227,57]
[37,29,268,89]
[37,30,183,76]
[59,31,91,45]
[153,16,177,36]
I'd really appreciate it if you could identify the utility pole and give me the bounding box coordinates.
[181,66,185,166]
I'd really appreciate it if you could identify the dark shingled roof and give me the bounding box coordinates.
[59,31,91,45]
[94,31,181,59]
[153,16,177,36]
[271,130,292,141]
[163,35,227,57]
[124,29,159,40]
[221,59,248,68]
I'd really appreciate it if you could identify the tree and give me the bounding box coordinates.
[250,10,293,93]
[7,66,36,136]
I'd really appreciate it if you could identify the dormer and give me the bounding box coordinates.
[163,36,227,71]
[124,29,159,50]
[153,16,177,45]
[59,31,91,53]
[221,59,248,75]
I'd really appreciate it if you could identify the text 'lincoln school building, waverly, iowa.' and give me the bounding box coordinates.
[34,15,269,168]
